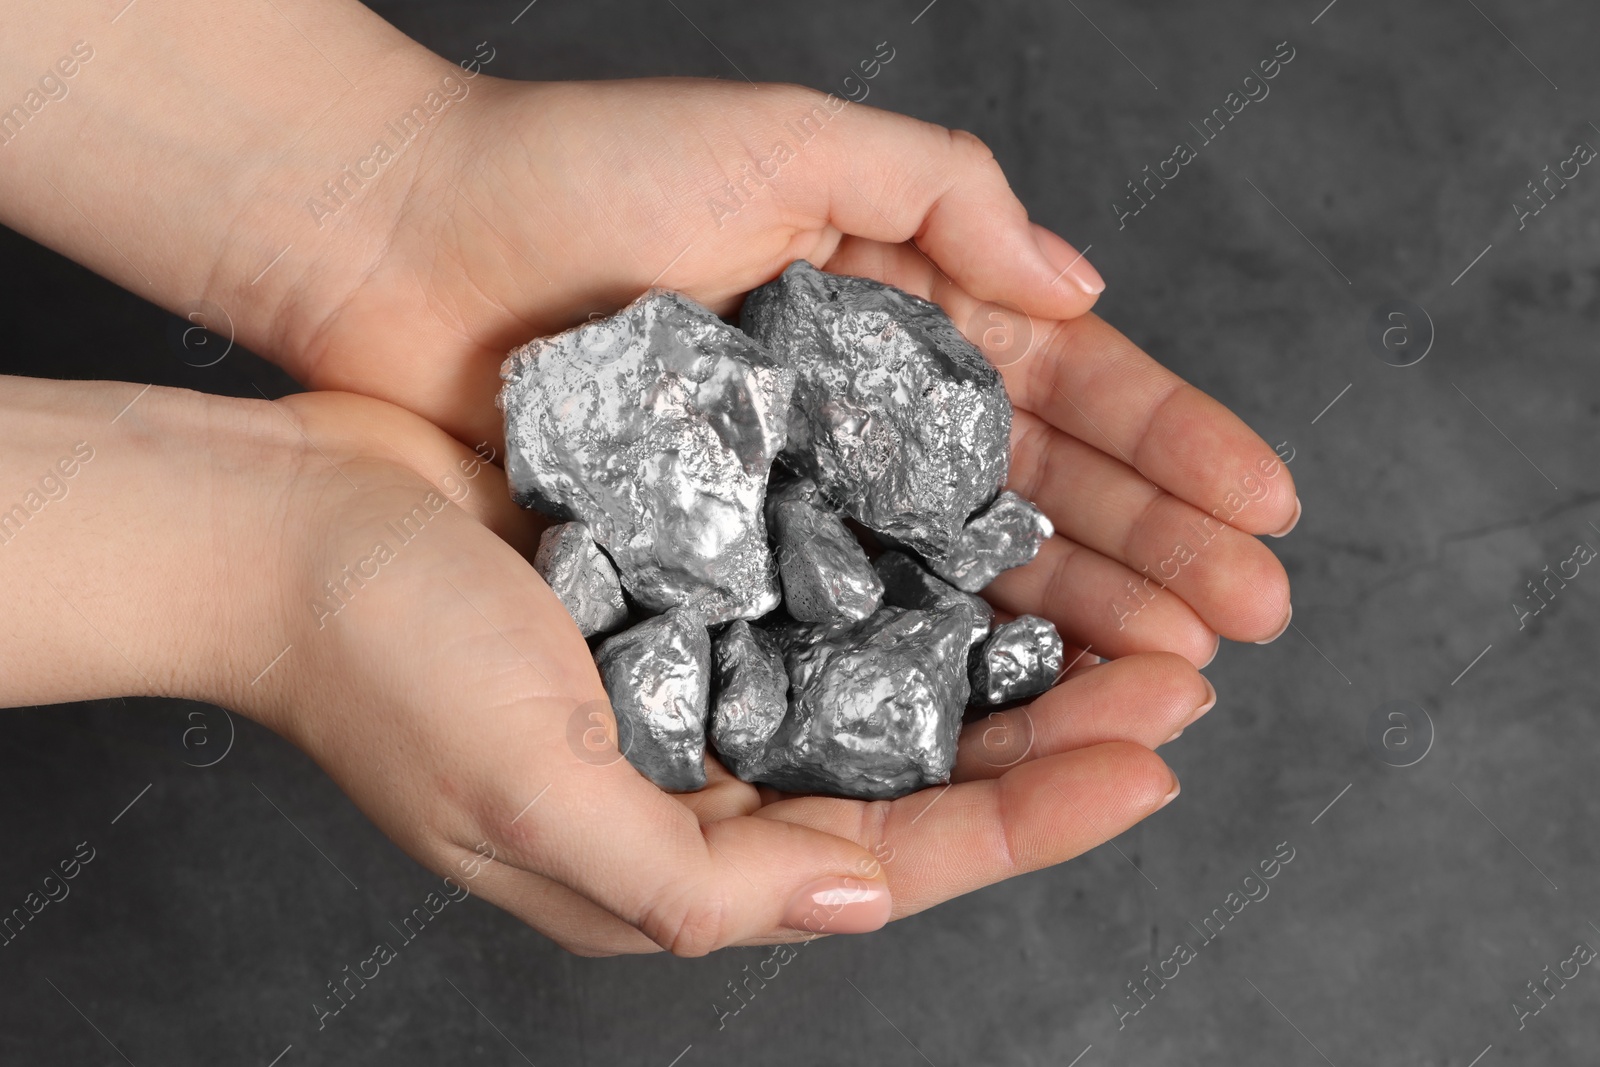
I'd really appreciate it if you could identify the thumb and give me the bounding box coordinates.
[513,763,891,955]
[782,91,1104,316]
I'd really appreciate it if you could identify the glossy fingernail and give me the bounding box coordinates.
[1255,604,1292,645]
[1270,496,1302,538]
[1032,224,1105,296]
[1158,775,1181,809]
[783,878,892,935]
[1164,727,1184,744]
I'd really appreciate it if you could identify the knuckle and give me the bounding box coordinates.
[634,883,733,958]
[946,127,998,167]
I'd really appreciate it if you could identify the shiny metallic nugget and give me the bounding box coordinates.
[766,474,883,625]
[742,605,977,799]
[533,521,629,638]
[500,289,793,623]
[708,620,790,779]
[970,614,1064,706]
[926,490,1054,593]
[594,608,712,792]
[741,261,1011,560]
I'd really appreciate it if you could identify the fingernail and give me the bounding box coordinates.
[1158,775,1181,809]
[783,878,892,935]
[1032,224,1105,296]
[1168,678,1215,743]
[1200,634,1220,669]
[1255,604,1292,645]
[1270,497,1302,538]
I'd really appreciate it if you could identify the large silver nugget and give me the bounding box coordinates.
[970,615,1064,706]
[747,605,976,799]
[708,621,789,778]
[594,609,712,792]
[499,290,793,623]
[927,490,1054,593]
[767,475,883,625]
[534,522,629,638]
[874,549,994,650]
[740,260,1012,559]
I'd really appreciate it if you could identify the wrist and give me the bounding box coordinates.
[204,41,490,377]
[0,378,304,719]
[0,0,477,382]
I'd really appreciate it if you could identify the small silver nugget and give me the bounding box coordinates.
[970,615,1064,706]
[594,609,712,792]
[534,522,629,638]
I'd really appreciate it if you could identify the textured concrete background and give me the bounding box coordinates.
[4,0,1599,1063]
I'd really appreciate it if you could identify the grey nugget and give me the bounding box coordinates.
[970,615,1064,706]
[737,605,977,799]
[741,261,1012,560]
[766,475,883,625]
[533,522,629,638]
[708,620,790,778]
[926,490,1055,593]
[874,549,994,649]
[594,609,712,792]
[499,289,793,623]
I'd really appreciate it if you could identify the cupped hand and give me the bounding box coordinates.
[239,392,1210,956]
[275,72,1294,662]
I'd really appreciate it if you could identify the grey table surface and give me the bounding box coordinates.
[4,0,1598,1063]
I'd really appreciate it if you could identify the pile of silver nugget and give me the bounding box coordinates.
[499,261,1064,799]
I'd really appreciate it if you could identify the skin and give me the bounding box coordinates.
[0,1,1294,956]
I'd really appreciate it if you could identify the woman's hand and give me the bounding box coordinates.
[0,377,1207,956]
[0,5,1294,661]
[282,72,1297,661]
[242,394,1213,957]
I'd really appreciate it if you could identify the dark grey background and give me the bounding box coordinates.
[4,0,1597,1063]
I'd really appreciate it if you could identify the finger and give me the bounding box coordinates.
[984,535,1220,666]
[757,741,1176,917]
[1009,315,1299,537]
[1009,410,1292,642]
[955,653,1213,781]
[439,842,660,957]
[760,90,1102,318]
[675,754,766,824]
[822,239,1298,537]
[501,756,891,956]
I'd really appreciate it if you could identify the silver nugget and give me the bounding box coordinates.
[534,522,629,638]
[874,549,994,649]
[594,609,712,792]
[741,261,1012,560]
[708,621,789,778]
[499,290,793,623]
[926,491,1054,593]
[970,615,1064,706]
[743,605,976,799]
[766,475,883,625]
